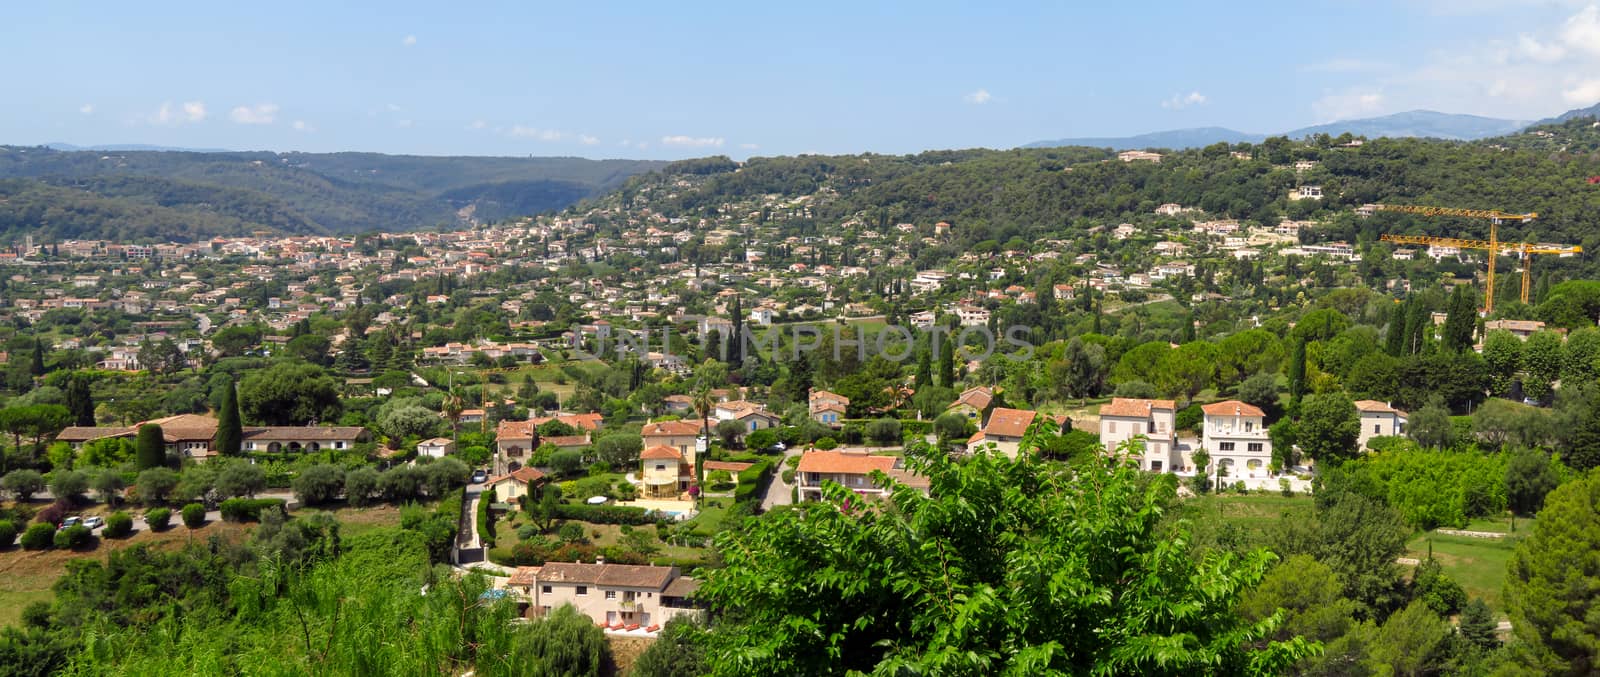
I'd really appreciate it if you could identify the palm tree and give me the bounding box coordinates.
[692,386,715,497]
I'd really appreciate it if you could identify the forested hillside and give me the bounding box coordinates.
[623,121,1600,272]
[0,146,663,242]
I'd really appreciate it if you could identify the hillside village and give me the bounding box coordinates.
[3,126,1600,674]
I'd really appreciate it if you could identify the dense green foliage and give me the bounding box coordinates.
[1505,472,1600,675]
[701,437,1316,674]
[0,146,664,241]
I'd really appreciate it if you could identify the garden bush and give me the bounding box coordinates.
[144,507,172,530]
[181,503,207,528]
[552,503,656,525]
[103,511,134,538]
[20,523,55,550]
[53,524,91,549]
[0,520,17,547]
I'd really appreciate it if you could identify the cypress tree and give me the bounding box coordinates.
[1442,285,1475,352]
[65,373,95,427]
[915,348,933,391]
[136,424,166,470]
[728,296,744,369]
[1384,300,1407,356]
[30,339,45,376]
[214,377,242,456]
[937,334,956,388]
[1287,338,1307,404]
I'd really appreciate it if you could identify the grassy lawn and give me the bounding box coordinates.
[1186,492,1314,531]
[488,512,708,565]
[1407,528,1526,614]
[0,520,252,628]
[319,502,416,538]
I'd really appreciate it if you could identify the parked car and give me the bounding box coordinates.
[471,470,488,484]
[83,516,105,530]
[61,516,82,528]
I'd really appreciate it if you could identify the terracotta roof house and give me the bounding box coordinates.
[486,466,547,503]
[796,450,929,500]
[1099,398,1181,472]
[1354,400,1407,450]
[967,407,1037,459]
[504,562,702,631]
[946,386,994,420]
[1200,400,1272,480]
[640,445,689,499]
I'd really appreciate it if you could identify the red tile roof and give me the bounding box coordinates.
[948,386,993,411]
[1200,400,1266,417]
[701,460,754,473]
[536,562,677,589]
[797,451,899,475]
[641,420,703,437]
[983,407,1037,438]
[1100,397,1177,418]
[641,445,682,460]
[1354,400,1406,415]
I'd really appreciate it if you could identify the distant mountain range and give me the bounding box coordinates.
[45,143,234,153]
[1020,107,1600,150]
[0,146,664,242]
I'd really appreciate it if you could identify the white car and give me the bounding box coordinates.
[60,516,82,528]
[83,516,105,530]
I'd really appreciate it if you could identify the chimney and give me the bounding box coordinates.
[595,555,605,565]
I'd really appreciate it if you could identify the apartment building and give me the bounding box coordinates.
[796,450,929,501]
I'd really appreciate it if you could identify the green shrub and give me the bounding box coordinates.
[814,437,837,450]
[552,503,656,525]
[219,498,287,523]
[20,523,55,550]
[53,524,91,549]
[181,503,207,528]
[0,520,17,547]
[103,511,134,538]
[144,507,172,530]
[478,487,497,548]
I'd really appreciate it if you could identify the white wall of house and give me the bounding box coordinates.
[1202,413,1272,479]
[1100,413,1179,472]
[1358,412,1406,449]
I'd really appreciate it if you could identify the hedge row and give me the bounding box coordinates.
[552,503,657,525]
[219,498,287,523]
[731,456,776,506]
[478,487,497,548]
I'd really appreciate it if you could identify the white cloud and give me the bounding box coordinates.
[660,135,724,147]
[1160,91,1208,110]
[152,100,207,125]
[740,143,759,150]
[509,125,564,141]
[78,104,94,114]
[467,120,488,130]
[395,119,414,129]
[1517,34,1567,62]
[1312,89,1385,121]
[229,103,279,125]
[402,34,418,47]
[964,89,992,104]
[1563,78,1600,104]
[1561,5,1600,57]
[579,134,600,145]
[291,120,315,132]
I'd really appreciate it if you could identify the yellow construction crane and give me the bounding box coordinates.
[1373,204,1579,314]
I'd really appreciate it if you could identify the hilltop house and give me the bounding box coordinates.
[1200,401,1272,480]
[505,562,702,631]
[795,450,929,501]
[808,389,850,427]
[967,407,1037,459]
[1355,400,1407,449]
[946,386,994,421]
[1098,398,1179,472]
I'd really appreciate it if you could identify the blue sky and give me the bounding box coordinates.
[4,0,1600,159]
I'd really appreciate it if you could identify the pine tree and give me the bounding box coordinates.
[214,377,243,456]
[65,373,95,427]
[136,424,166,470]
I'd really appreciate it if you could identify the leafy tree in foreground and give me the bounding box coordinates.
[1505,472,1600,675]
[700,438,1317,675]
[1296,391,1359,464]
